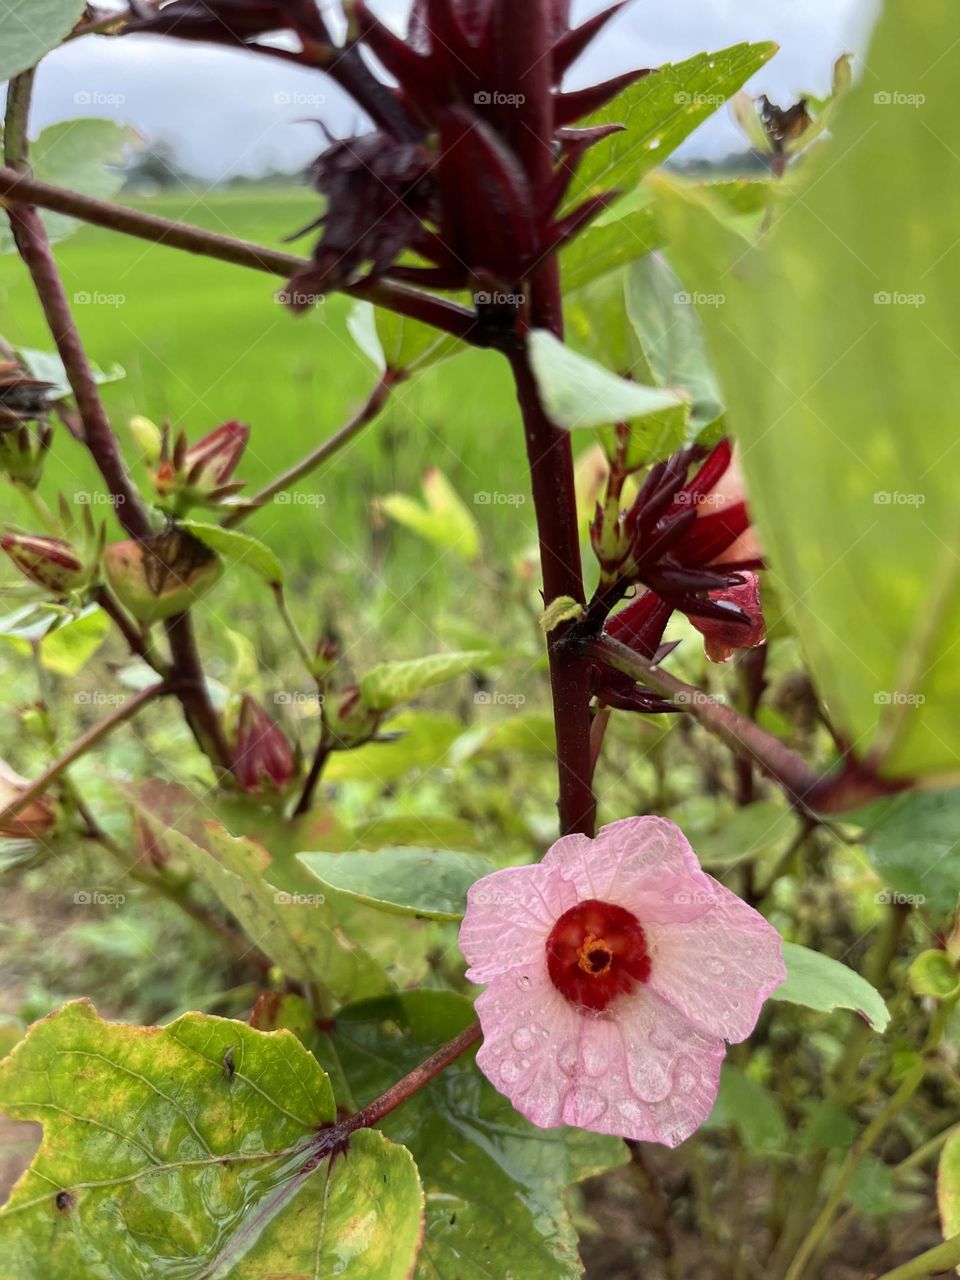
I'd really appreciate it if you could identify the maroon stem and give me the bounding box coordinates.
[0,167,482,344]
[584,634,908,815]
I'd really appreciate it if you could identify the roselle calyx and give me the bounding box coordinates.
[325,685,381,750]
[103,529,223,623]
[150,420,250,513]
[232,696,297,795]
[0,759,56,842]
[1,533,90,597]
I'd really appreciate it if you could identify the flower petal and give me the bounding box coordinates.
[459,862,576,984]
[475,968,725,1145]
[646,876,786,1043]
[543,817,716,924]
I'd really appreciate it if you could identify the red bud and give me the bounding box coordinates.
[1,533,88,595]
[233,696,297,794]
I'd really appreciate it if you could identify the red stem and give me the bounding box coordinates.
[0,167,483,345]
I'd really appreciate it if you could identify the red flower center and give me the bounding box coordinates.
[546,898,651,1011]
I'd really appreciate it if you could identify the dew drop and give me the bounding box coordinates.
[581,1039,609,1077]
[648,137,662,149]
[511,1028,536,1052]
[563,1086,607,1126]
[677,1070,696,1092]
[500,1059,521,1083]
[516,973,531,990]
[557,1040,579,1076]
[629,1059,672,1103]
[618,1099,647,1126]
[705,958,725,976]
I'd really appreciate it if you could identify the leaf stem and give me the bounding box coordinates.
[0,680,168,829]
[223,374,396,527]
[871,1232,960,1280]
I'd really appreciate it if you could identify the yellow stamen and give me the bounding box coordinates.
[577,933,613,975]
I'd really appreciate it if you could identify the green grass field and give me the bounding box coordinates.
[0,189,533,646]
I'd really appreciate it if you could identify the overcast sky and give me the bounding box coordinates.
[27,0,880,180]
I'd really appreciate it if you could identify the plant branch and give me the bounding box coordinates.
[0,681,168,829]
[223,373,396,527]
[0,167,483,344]
[872,1232,960,1280]
[582,634,908,815]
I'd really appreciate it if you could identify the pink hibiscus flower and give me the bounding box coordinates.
[458,816,785,1146]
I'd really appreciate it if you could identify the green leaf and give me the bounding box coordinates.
[310,990,628,1280]
[656,3,960,781]
[909,950,960,1000]
[797,1100,858,1154]
[178,519,283,584]
[0,1000,423,1279]
[0,0,85,83]
[626,252,724,431]
[938,1128,960,1242]
[39,605,110,676]
[348,301,462,374]
[561,206,660,292]
[774,942,890,1032]
[861,790,960,919]
[690,800,797,871]
[0,120,139,253]
[136,812,390,1001]
[299,847,497,921]
[528,329,688,468]
[360,649,497,712]
[324,711,463,784]
[562,42,778,214]
[709,1064,788,1154]
[378,467,481,560]
[17,346,125,399]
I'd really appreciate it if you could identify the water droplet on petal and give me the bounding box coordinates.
[581,1038,609,1077]
[563,1086,607,1126]
[516,974,531,990]
[619,1099,647,1126]
[705,958,725,976]
[557,1040,579,1076]
[500,1059,521,1083]
[629,1058,673,1103]
[511,1028,536,1052]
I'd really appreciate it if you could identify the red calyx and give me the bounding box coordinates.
[546,898,651,1011]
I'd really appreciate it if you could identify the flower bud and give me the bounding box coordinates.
[1,533,89,596]
[128,415,163,465]
[232,696,297,794]
[0,759,56,841]
[0,421,52,489]
[103,529,222,623]
[325,684,382,750]
[149,420,250,512]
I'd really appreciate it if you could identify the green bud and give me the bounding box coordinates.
[104,529,222,623]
